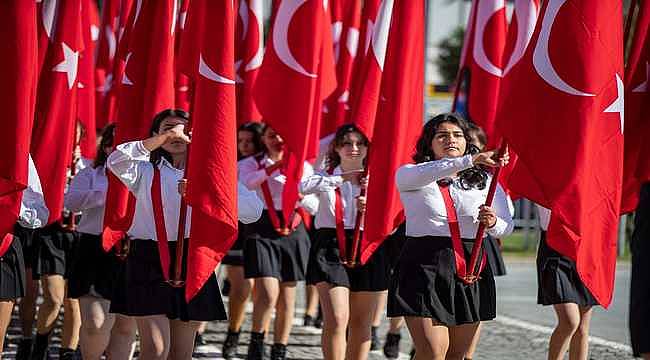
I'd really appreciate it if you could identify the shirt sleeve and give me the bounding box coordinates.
[107,141,151,194]
[395,155,474,191]
[64,168,106,212]
[18,155,49,228]
[237,181,263,224]
[486,184,514,238]
[299,173,344,195]
[298,162,319,214]
[239,157,269,190]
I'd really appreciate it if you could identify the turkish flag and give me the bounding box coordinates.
[177,0,238,302]
[32,0,84,224]
[102,0,177,250]
[496,0,624,307]
[0,1,38,240]
[235,0,264,124]
[78,0,99,160]
[94,0,122,129]
[320,0,361,137]
[254,0,337,223]
[454,0,507,148]
[622,0,650,213]
[174,0,190,112]
[350,0,424,263]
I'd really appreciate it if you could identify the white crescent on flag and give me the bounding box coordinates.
[273,0,316,78]
[473,0,506,77]
[503,0,539,75]
[199,53,235,84]
[372,0,394,71]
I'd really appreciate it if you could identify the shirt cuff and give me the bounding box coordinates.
[486,217,507,237]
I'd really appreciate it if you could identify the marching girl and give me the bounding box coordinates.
[0,155,48,357]
[220,121,265,358]
[536,205,597,360]
[239,124,319,360]
[389,113,512,360]
[107,109,262,358]
[299,124,389,360]
[64,124,137,359]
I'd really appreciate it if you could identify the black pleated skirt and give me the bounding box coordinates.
[243,210,310,282]
[387,236,496,326]
[109,239,226,322]
[630,183,650,357]
[536,231,598,307]
[0,230,26,300]
[307,228,388,292]
[14,224,37,269]
[221,222,248,266]
[33,222,79,279]
[67,233,120,299]
[484,235,507,276]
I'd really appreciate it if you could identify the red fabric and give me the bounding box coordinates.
[78,0,98,160]
[454,0,507,148]
[177,0,239,301]
[321,0,362,138]
[174,0,190,111]
[151,168,171,280]
[622,0,650,213]
[348,0,424,264]
[235,0,264,124]
[0,234,14,259]
[32,0,84,225]
[254,0,337,224]
[0,1,37,243]
[102,0,177,251]
[496,0,624,307]
[94,0,122,129]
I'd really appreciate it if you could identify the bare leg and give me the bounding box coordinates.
[642,353,650,360]
[548,303,581,360]
[372,291,387,328]
[0,300,15,355]
[347,292,381,360]
[316,283,349,360]
[19,268,38,337]
[464,322,482,359]
[35,274,66,335]
[568,306,593,360]
[136,315,171,360]
[447,323,480,360]
[305,284,319,318]
[405,317,449,360]
[273,282,297,344]
[251,277,280,334]
[78,296,114,359]
[388,317,404,334]
[106,315,137,359]
[168,320,201,360]
[227,265,253,331]
[61,297,81,349]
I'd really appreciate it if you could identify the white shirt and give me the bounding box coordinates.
[238,155,319,214]
[18,155,49,229]
[64,166,108,235]
[395,155,513,238]
[299,166,361,229]
[238,181,264,224]
[536,204,551,231]
[107,141,192,242]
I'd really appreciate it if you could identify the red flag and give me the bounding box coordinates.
[0,1,38,239]
[178,0,238,301]
[622,0,650,213]
[235,0,264,124]
[78,0,99,159]
[32,0,84,224]
[351,0,424,263]
[174,0,191,111]
[94,0,122,129]
[454,0,507,148]
[102,0,177,250]
[321,0,361,137]
[254,0,336,223]
[496,0,624,307]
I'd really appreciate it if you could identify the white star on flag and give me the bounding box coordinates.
[604,74,624,133]
[52,42,80,90]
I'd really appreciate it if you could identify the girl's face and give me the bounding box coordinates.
[431,122,467,160]
[262,127,284,154]
[238,130,256,157]
[157,116,189,155]
[335,132,367,163]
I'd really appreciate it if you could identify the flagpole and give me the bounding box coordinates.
[624,0,639,49]
[345,149,370,268]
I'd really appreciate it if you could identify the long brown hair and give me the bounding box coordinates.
[93,124,116,168]
[325,124,369,171]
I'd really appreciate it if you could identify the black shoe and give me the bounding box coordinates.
[16,338,32,360]
[370,326,380,351]
[410,347,416,360]
[383,332,401,359]
[222,330,240,359]
[195,332,207,347]
[222,279,231,296]
[270,344,287,360]
[246,331,265,360]
[303,314,315,327]
[58,348,76,360]
[31,332,50,360]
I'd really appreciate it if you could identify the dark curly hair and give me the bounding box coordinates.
[413,113,487,190]
[326,124,369,171]
[148,109,190,167]
[93,123,116,168]
[238,122,265,160]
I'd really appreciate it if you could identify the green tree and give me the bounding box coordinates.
[435,26,465,86]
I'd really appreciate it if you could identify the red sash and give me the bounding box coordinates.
[0,233,14,257]
[438,180,487,284]
[151,167,171,280]
[255,156,303,236]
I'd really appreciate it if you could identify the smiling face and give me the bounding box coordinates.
[335,131,368,164]
[157,116,189,155]
[431,121,467,160]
